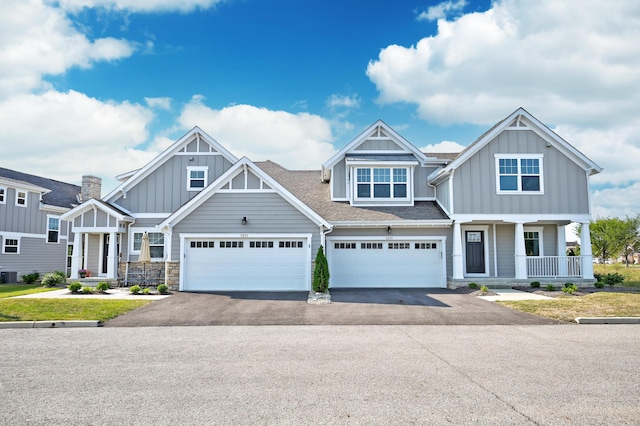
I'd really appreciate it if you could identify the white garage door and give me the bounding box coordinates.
[183,237,310,291]
[328,239,445,288]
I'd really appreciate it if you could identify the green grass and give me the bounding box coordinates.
[0,299,152,322]
[594,264,640,287]
[0,284,59,299]
[498,292,640,322]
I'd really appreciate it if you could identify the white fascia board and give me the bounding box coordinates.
[0,177,49,194]
[330,220,452,227]
[60,199,132,222]
[40,204,69,214]
[345,160,419,167]
[104,126,239,202]
[450,214,592,224]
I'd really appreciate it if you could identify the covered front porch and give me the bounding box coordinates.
[450,218,594,283]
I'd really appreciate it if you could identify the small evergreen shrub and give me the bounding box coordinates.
[545,284,556,291]
[68,282,82,293]
[95,282,110,292]
[480,285,490,293]
[41,272,65,287]
[142,287,151,295]
[601,272,625,287]
[530,281,541,288]
[468,282,478,289]
[52,270,67,280]
[82,286,94,294]
[562,283,578,294]
[593,272,603,282]
[21,271,41,284]
[594,281,605,289]
[157,284,169,294]
[312,246,330,293]
[130,285,141,295]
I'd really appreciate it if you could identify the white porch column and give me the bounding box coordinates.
[106,232,117,279]
[514,222,527,279]
[557,225,568,276]
[580,222,594,279]
[70,232,82,279]
[452,222,464,279]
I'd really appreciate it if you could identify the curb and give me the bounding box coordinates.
[575,317,640,324]
[0,320,101,329]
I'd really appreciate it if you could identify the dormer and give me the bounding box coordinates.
[322,120,436,207]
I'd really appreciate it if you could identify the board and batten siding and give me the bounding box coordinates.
[495,224,516,277]
[170,192,321,260]
[453,130,590,215]
[0,189,68,235]
[331,158,347,199]
[435,180,450,213]
[113,154,233,214]
[415,166,438,198]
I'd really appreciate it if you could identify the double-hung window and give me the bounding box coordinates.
[47,216,60,243]
[495,154,543,193]
[16,191,27,206]
[187,166,208,191]
[356,167,408,200]
[0,187,5,204]
[133,232,165,259]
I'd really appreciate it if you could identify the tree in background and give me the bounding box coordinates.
[577,216,640,265]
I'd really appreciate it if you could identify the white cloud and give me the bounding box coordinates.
[325,94,361,110]
[368,0,640,217]
[0,90,154,193]
[419,140,465,153]
[178,96,336,170]
[0,0,134,99]
[145,97,172,110]
[59,0,225,13]
[417,0,467,22]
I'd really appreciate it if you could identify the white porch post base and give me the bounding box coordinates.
[70,232,82,279]
[514,223,527,279]
[452,222,464,279]
[581,222,594,279]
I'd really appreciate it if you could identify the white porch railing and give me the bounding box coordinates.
[526,256,583,278]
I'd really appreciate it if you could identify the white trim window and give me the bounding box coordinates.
[524,227,544,256]
[0,187,5,204]
[47,215,60,243]
[495,154,543,194]
[355,167,409,200]
[132,231,165,259]
[16,190,27,207]
[187,166,208,191]
[3,237,19,254]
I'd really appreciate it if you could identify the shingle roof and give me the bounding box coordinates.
[0,167,80,209]
[256,161,450,223]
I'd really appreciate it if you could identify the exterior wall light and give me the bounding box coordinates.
[242,217,247,225]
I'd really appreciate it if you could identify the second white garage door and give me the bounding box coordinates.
[328,239,445,288]
[182,236,310,291]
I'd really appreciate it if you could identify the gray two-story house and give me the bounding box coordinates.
[60,108,601,291]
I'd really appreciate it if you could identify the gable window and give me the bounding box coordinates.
[3,238,19,254]
[133,232,165,259]
[0,187,5,204]
[16,191,27,206]
[495,154,543,193]
[524,227,543,256]
[355,167,409,200]
[187,166,208,191]
[47,216,60,243]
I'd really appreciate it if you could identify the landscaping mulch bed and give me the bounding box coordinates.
[512,286,640,298]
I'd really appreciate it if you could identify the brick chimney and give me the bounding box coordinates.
[81,175,102,202]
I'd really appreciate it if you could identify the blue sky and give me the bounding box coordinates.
[1,0,639,220]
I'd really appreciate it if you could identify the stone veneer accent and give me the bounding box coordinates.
[164,261,180,291]
[81,175,102,201]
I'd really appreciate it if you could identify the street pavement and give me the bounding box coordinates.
[1,325,638,425]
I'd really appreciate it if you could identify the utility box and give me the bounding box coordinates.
[1,271,18,283]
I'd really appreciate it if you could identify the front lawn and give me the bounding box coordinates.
[594,264,640,287]
[0,284,59,299]
[0,299,152,323]
[498,292,640,322]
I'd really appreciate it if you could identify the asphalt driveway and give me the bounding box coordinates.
[105,288,557,326]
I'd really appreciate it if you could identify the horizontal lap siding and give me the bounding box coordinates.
[0,236,67,277]
[171,192,321,260]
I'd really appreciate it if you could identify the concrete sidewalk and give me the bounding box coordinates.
[477,288,553,302]
[14,288,171,300]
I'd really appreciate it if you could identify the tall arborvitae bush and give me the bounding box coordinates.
[312,245,330,293]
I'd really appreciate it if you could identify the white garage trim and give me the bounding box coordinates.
[326,236,447,288]
[179,233,312,291]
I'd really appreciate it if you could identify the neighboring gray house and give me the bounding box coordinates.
[60,107,601,291]
[0,168,86,282]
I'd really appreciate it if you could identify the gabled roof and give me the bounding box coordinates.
[103,126,239,202]
[159,157,332,230]
[322,120,431,172]
[429,107,603,184]
[0,167,81,209]
[60,198,133,222]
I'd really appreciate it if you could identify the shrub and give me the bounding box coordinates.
[593,272,603,282]
[468,282,478,289]
[68,282,82,293]
[312,246,330,293]
[142,287,151,295]
[545,284,556,291]
[562,283,578,294]
[95,282,110,292]
[82,286,94,294]
[594,281,605,289]
[130,285,141,295]
[601,272,625,287]
[21,271,41,284]
[480,285,490,293]
[52,270,67,280]
[530,281,541,288]
[41,272,65,287]
[157,284,169,294]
